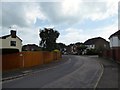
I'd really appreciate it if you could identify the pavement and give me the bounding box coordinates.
[89,56,119,89]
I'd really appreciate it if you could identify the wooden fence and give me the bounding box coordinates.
[1,51,62,71]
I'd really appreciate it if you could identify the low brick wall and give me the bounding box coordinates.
[114,47,120,62]
[2,51,62,71]
[0,55,2,71]
[102,47,120,63]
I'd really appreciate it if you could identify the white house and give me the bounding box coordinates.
[109,30,120,48]
[71,45,78,54]
[0,30,22,52]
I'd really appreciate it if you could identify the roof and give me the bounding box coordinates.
[0,35,11,39]
[109,30,120,39]
[84,37,108,45]
[0,34,22,41]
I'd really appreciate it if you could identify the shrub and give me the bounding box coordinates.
[86,49,98,55]
[53,49,60,52]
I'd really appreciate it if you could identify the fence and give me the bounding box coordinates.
[1,51,62,71]
[102,47,120,63]
[20,52,44,68]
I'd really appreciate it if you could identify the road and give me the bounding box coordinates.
[3,55,104,88]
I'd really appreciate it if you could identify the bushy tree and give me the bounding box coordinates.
[77,45,87,55]
[57,43,67,54]
[39,28,60,51]
[86,49,98,55]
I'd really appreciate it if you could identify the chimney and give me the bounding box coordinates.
[10,30,16,38]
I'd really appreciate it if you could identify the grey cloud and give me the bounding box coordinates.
[1,1,115,28]
[118,2,120,29]
[39,2,65,24]
[38,2,109,26]
[38,2,82,25]
[0,2,2,26]
[2,2,35,28]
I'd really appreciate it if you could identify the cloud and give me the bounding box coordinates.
[57,20,118,45]
[91,21,118,41]
[1,1,118,28]
[37,0,118,25]
[17,27,40,45]
[2,2,41,28]
[57,28,90,45]
[2,3,27,27]
[1,0,61,2]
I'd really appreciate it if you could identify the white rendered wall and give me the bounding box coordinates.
[110,36,120,48]
[0,36,22,52]
[86,45,95,49]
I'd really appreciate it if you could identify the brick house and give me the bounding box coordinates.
[84,37,110,50]
[109,30,120,62]
[22,44,41,51]
[109,30,120,48]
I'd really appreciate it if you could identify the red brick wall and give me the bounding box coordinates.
[0,55,2,71]
[115,47,120,62]
[102,47,120,63]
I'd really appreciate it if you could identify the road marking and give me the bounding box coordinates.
[94,61,104,89]
[2,58,72,83]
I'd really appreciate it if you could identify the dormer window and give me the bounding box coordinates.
[10,41,16,46]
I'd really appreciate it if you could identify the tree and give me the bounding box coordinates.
[57,43,66,54]
[39,28,60,51]
[75,44,87,55]
[86,48,98,55]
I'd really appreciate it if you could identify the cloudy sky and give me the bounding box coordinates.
[0,0,119,45]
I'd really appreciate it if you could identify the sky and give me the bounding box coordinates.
[0,0,119,45]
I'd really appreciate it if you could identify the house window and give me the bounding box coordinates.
[118,35,120,40]
[104,44,106,48]
[31,48,34,51]
[10,41,16,46]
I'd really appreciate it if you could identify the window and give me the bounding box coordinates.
[31,48,34,51]
[10,41,16,46]
[104,44,106,48]
[118,35,120,40]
